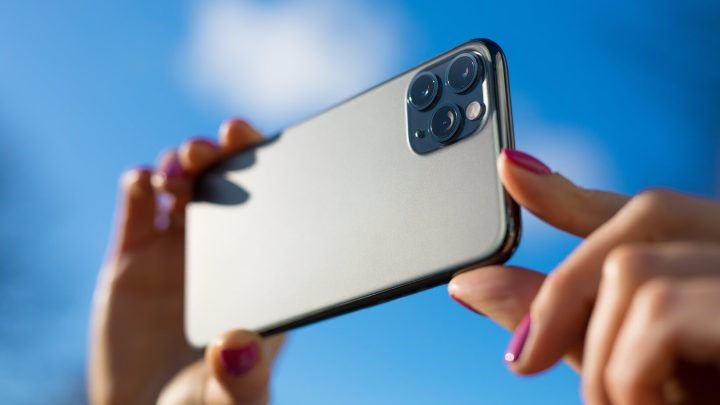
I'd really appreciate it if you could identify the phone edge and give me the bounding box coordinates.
[254,39,522,337]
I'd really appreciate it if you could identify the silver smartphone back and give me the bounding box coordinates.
[186,39,519,347]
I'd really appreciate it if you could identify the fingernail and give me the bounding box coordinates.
[161,161,187,179]
[503,149,551,175]
[220,342,260,375]
[450,293,485,316]
[505,314,531,363]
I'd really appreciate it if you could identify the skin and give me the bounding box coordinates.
[450,150,720,404]
[89,120,720,404]
[88,119,284,405]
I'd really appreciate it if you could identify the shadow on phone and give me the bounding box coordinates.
[193,134,280,206]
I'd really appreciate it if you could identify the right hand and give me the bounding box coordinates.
[449,149,720,404]
[88,119,285,405]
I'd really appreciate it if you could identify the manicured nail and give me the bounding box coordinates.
[505,314,531,363]
[161,161,187,179]
[220,342,260,375]
[450,293,485,316]
[503,149,551,175]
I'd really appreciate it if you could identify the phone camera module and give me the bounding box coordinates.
[407,49,487,154]
[408,72,439,110]
[430,104,462,142]
[446,53,481,93]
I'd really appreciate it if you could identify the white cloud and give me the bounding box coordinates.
[519,123,619,192]
[182,0,405,130]
[512,100,621,251]
[181,5,619,253]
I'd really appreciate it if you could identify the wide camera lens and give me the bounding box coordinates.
[408,72,439,110]
[430,104,462,142]
[446,53,480,93]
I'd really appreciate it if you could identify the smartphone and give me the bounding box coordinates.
[185,39,520,347]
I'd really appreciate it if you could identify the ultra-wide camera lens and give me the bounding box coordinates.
[446,53,480,93]
[408,72,439,110]
[430,104,462,142]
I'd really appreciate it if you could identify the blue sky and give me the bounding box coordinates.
[0,0,718,404]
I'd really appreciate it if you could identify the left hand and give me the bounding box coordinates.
[88,119,284,405]
[449,149,720,405]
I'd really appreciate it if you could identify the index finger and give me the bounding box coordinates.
[499,149,629,237]
[178,119,264,175]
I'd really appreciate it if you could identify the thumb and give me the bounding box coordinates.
[449,266,582,370]
[449,266,545,331]
[204,330,285,405]
[499,149,629,237]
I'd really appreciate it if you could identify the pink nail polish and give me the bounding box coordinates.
[503,149,551,175]
[450,293,485,316]
[220,342,259,375]
[162,161,187,178]
[505,314,531,363]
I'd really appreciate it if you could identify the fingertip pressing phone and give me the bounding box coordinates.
[185,39,520,347]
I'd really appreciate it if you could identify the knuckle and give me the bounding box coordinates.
[635,278,677,322]
[120,167,152,189]
[627,188,675,217]
[616,188,680,240]
[602,244,656,288]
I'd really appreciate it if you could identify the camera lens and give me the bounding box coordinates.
[446,53,481,93]
[408,72,439,110]
[430,104,462,142]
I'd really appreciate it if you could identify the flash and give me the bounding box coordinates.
[466,101,485,121]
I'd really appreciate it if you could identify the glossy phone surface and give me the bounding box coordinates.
[186,39,519,347]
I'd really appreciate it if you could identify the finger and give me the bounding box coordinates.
[449,266,583,370]
[264,333,286,360]
[114,167,157,253]
[508,190,720,375]
[155,149,191,196]
[605,277,720,405]
[583,243,720,405]
[499,149,629,237]
[178,137,223,175]
[156,333,285,405]
[157,360,207,405]
[218,118,264,155]
[153,149,193,231]
[449,266,545,329]
[204,330,284,405]
[178,119,264,175]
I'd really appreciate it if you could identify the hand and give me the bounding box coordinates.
[88,119,285,405]
[449,149,720,404]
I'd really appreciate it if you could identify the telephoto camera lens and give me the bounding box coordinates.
[446,53,481,93]
[430,104,462,142]
[408,72,440,110]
